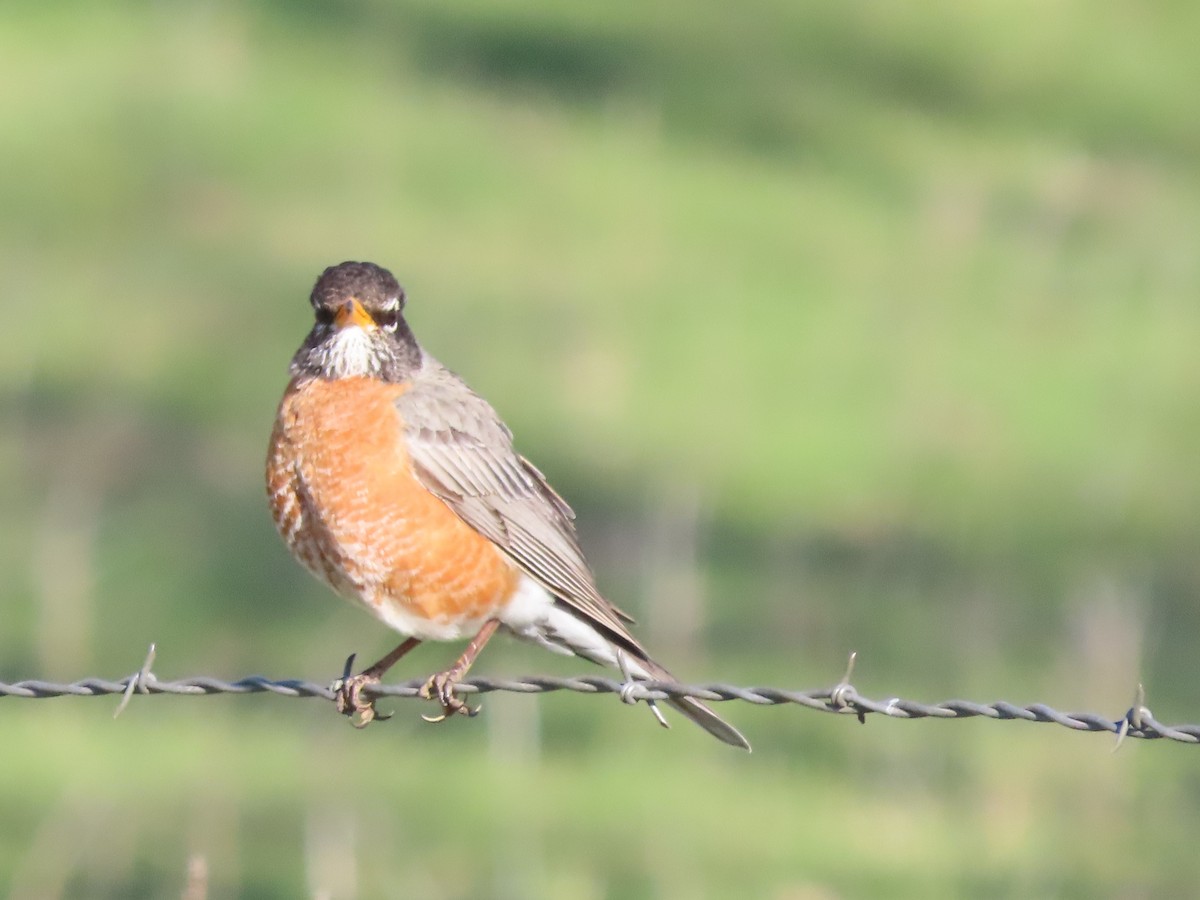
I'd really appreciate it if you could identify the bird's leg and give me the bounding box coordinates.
[333,637,422,728]
[420,619,501,723]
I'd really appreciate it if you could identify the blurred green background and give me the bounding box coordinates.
[3,1,1199,897]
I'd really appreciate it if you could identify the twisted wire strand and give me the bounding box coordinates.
[2,666,1195,745]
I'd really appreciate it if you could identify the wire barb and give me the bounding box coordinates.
[2,662,1198,745]
[1114,682,1150,753]
[829,651,866,724]
[113,643,158,719]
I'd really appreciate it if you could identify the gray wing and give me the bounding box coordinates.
[395,357,642,652]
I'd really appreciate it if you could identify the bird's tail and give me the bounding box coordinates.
[505,595,751,750]
[632,656,751,751]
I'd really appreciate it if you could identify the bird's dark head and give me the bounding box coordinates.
[310,260,405,327]
[292,261,421,381]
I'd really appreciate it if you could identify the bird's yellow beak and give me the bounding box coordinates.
[333,297,375,330]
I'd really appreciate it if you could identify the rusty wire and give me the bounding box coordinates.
[1,647,1195,747]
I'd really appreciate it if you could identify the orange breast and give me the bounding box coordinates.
[266,376,520,630]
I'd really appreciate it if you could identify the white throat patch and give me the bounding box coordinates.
[324,326,379,378]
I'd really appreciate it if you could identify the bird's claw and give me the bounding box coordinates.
[331,654,393,728]
[418,670,480,722]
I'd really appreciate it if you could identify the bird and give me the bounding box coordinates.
[266,261,749,750]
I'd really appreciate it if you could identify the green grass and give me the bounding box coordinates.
[1,702,1197,899]
[3,1,1200,896]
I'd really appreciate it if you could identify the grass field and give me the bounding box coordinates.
[3,2,1200,897]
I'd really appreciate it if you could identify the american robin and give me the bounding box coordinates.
[266,261,749,750]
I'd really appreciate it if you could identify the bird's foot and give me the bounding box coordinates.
[331,653,393,729]
[418,669,480,723]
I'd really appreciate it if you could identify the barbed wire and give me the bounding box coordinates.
[1,647,1195,747]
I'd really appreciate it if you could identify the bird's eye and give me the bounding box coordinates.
[375,309,399,331]
[315,307,335,325]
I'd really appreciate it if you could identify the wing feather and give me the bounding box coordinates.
[395,358,639,649]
